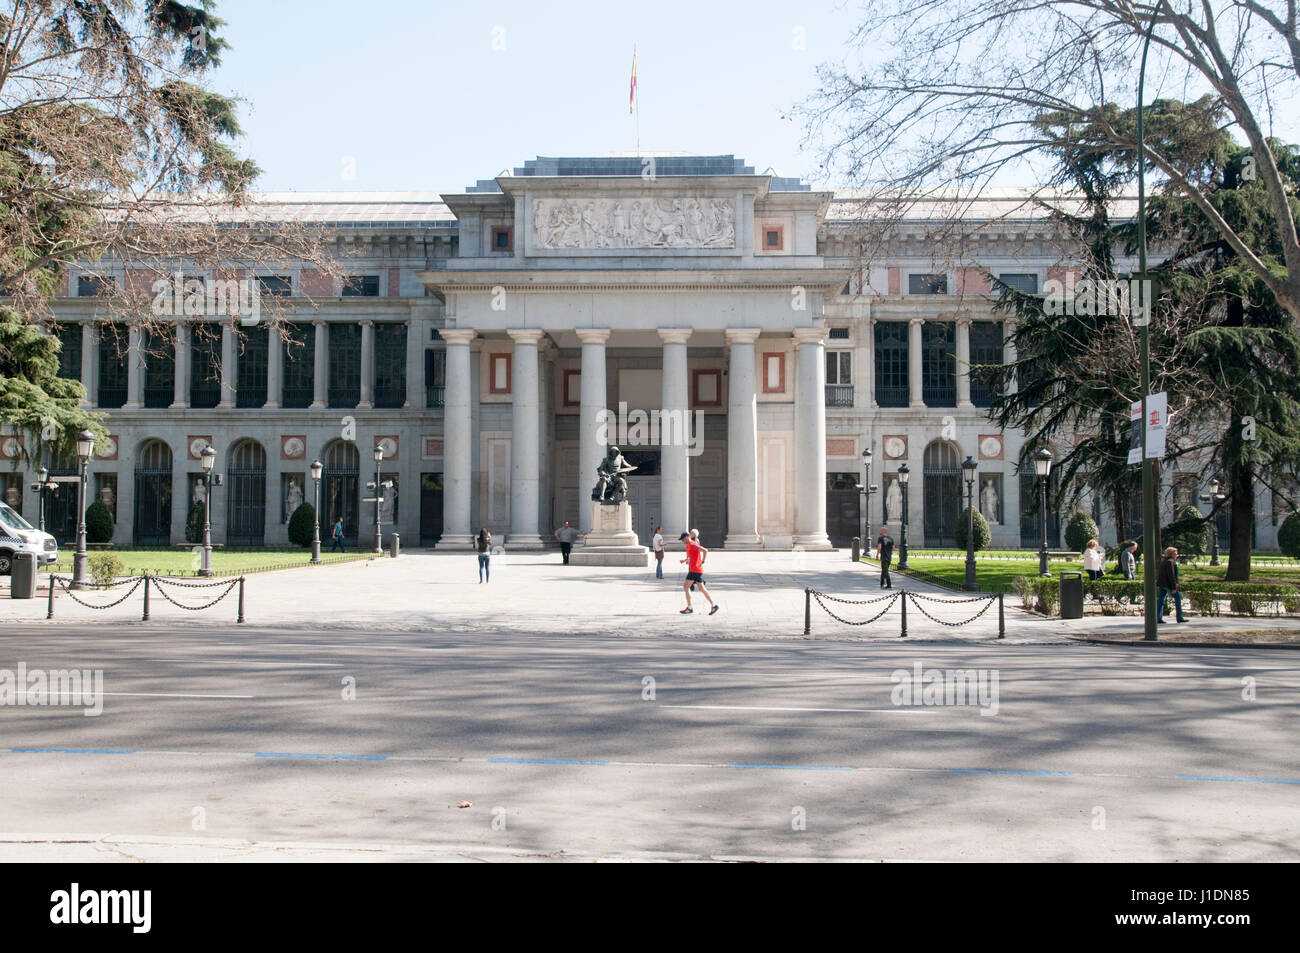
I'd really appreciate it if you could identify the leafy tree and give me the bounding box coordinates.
[185,499,206,545]
[1278,512,1300,559]
[954,507,991,552]
[1064,510,1102,554]
[288,502,316,548]
[84,499,114,544]
[1162,505,1210,559]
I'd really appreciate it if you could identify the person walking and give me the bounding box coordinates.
[1156,546,1187,623]
[874,526,895,588]
[476,528,492,583]
[331,517,346,553]
[554,521,584,565]
[652,525,665,578]
[679,531,718,615]
[1083,539,1105,580]
[1118,541,1138,580]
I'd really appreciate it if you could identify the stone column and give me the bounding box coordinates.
[311,319,328,408]
[359,319,375,409]
[659,328,692,541]
[507,329,545,549]
[266,325,283,409]
[440,329,476,548]
[174,323,190,409]
[863,317,876,410]
[1004,319,1018,395]
[576,328,611,534]
[956,317,973,408]
[793,328,833,550]
[908,317,924,408]
[724,328,762,548]
[407,305,433,409]
[219,321,235,408]
[81,322,96,407]
[125,322,143,408]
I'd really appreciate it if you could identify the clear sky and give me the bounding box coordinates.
[212,0,871,194]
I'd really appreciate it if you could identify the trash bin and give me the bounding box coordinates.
[390,533,400,559]
[9,551,38,599]
[851,537,861,563]
[1059,570,1084,619]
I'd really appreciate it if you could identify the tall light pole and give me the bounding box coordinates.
[310,458,323,564]
[860,446,875,548]
[373,444,384,556]
[31,465,55,533]
[963,455,978,591]
[70,429,95,590]
[1035,448,1053,577]
[897,463,910,569]
[1201,478,1227,566]
[199,445,216,576]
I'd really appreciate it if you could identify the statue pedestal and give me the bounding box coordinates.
[570,501,649,567]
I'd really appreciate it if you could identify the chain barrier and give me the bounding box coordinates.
[44,574,245,623]
[50,575,145,610]
[150,577,240,611]
[804,588,1005,638]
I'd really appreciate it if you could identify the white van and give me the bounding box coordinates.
[0,501,58,574]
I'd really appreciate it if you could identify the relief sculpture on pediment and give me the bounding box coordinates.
[532,196,735,249]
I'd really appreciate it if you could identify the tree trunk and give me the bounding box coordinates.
[1225,461,1253,581]
[1113,488,1128,545]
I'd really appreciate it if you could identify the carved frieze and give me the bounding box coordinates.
[531,197,735,249]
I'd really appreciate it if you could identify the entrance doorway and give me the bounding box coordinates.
[420,473,444,546]
[133,440,173,545]
[924,440,962,547]
[322,440,360,545]
[621,449,660,546]
[826,472,861,547]
[226,440,267,546]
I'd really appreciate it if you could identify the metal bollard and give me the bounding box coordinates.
[390,533,400,558]
[804,588,812,636]
[46,574,55,620]
[142,575,150,621]
[900,591,908,638]
[851,537,860,563]
[237,576,245,624]
[998,591,1005,639]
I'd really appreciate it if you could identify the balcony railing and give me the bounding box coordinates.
[874,385,909,408]
[825,384,854,407]
[426,385,445,408]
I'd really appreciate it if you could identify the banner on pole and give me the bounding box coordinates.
[1128,392,1167,464]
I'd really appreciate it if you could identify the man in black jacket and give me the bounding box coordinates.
[874,526,895,589]
[1156,546,1187,623]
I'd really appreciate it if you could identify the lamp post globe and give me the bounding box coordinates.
[962,455,978,591]
[310,458,323,565]
[897,463,910,569]
[35,465,49,533]
[1034,448,1053,576]
[70,429,96,590]
[199,445,216,577]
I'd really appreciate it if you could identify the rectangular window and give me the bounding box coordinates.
[692,369,722,407]
[762,352,785,393]
[341,275,379,297]
[142,327,175,408]
[189,328,221,409]
[828,327,850,340]
[374,323,407,408]
[281,323,314,409]
[969,321,1004,408]
[908,273,948,295]
[563,368,581,407]
[97,323,128,408]
[491,227,513,252]
[874,322,909,407]
[77,276,115,297]
[328,323,361,408]
[56,325,82,381]
[998,273,1039,294]
[256,275,292,297]
[236,326,268,409]
[922,322,956,406]
[762,226,783,251]
[489,353,512,394]
[425,349,446,407]
[825,351,853,407]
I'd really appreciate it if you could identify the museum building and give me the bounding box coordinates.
[6,155,1293,553]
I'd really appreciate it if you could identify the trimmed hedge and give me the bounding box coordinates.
[84,499,114,544]
[1019,577,1300,616]
[954,507,991,552]
[1064,510,1101,554]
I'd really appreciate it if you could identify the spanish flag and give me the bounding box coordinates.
[629,47,637,114]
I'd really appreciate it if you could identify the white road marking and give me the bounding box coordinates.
[658,704,933,714]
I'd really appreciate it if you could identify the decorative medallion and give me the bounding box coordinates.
[94,435,118,460]
[978,434,1004,460]
[187,436,213,460]
[376,435,399,460]
[883,435,908,459]
[281,435,306,460]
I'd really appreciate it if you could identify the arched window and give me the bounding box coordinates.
[321,440,360,543]
[923,440,961,547]
[134,440,173,545]
[227,439,267,546]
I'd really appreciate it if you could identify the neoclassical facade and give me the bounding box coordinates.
[6,155,1293,552]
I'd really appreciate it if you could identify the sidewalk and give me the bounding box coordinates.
[3,549,1298,643]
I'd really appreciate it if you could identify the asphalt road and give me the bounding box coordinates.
[1,624,1296,861]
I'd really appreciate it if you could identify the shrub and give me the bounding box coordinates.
[84,499,114,544]
[1012,576,1035,610]
[1278,512,1300,559]
[185,499,205,545]
[1084,579,1144,606]
[288,502,316,548]
[953,507,991,552]
[1163,505,1210,559]
[1064,510,1101,554]
[87,552,125,588]
[1034,577,1059,615]
[1187,589,1218,616]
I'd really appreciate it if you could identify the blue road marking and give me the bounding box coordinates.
[1177,775,1300,785]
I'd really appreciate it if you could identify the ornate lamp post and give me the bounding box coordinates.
[897,463,910,569]
[373,444,384,556]
[310,458,323,564]
[31,465,56,533]
[1200,478,1227,566]
[962,455,978,591]
[1035,448,1053,577]
[70,429,95,590]
[859,446,876,549]
[199,445,216,577]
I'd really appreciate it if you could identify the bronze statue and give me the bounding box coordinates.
[591,446,637,504]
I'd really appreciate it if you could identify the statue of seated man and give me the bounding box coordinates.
[591,446,637,504]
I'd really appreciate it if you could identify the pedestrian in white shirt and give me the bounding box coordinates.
[652,525,665,579]
[1083,539,1105,580]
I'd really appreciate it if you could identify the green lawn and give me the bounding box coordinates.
[40,548,373,577]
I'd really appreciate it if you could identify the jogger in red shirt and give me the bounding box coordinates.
[679,531,718,615]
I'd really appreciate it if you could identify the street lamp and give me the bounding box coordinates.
[373,444,384,556]
[897,463,910,569]
[1034,448,1053,577]
[859,446,876,550]
[30,465,55,533]
[962,455,978,591]
[70,429,95,590]
[1200,478,1227,566]
[199,444,216,577]
[310,458,323,564]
